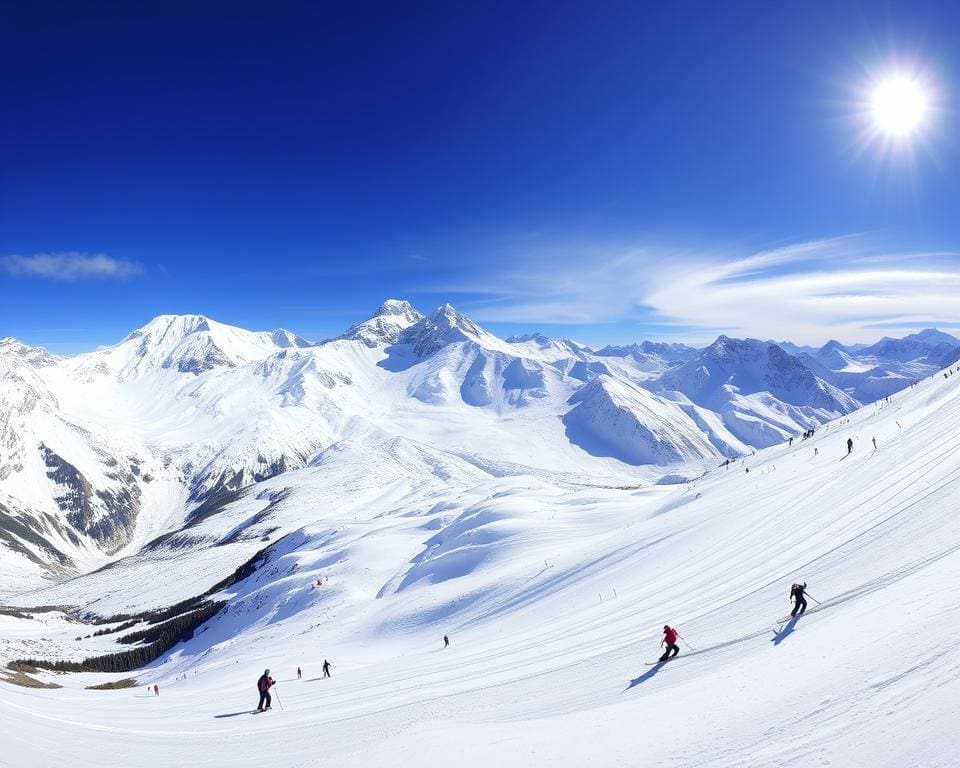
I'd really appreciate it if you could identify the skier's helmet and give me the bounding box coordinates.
[264,669,270,675]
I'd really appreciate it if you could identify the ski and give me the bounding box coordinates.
[776,613,808,624]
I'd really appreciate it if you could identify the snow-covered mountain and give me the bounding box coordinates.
[797,328,960,402]
[330,299,423,347]
[563,375,739,464]
[656,336,857,446]
[0,343,162,591]
[595,340,700,365]
[64,314,312,382]
[3,323,960,768]
[1,304,951,595]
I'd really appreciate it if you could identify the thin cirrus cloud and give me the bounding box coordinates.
[0,252,144,280]
[424,236,960,345]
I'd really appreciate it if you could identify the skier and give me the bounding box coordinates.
[790,582,808,617]
[872,436,877,450]
[789,437,793,446]
[659,625,680,662]
[846,437,853,455]
[322,659,331,678]
[153,684,159,696]
[443,634,450,648]
[297,666,302,680]
[256,669,275,712]
[814,447,818,456]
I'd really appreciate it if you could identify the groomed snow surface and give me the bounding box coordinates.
[3,364,960,766]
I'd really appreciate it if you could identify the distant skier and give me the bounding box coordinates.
[846,437,853,455]
[443,634,450,648]
[297,666,302,680]
[872,436,877,450]
[322,659,331,678]
[814,447,818,456]
[788,437,793,446]
[659,625,680,662]
[153,684,159,696]
[256,669,275,711]
[790,582,808,617]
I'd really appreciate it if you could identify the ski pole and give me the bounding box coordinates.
[805,593,822,605]
[678,635,695,651]
[273,686,284,711]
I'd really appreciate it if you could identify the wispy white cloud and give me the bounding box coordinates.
[0,252,144,280]
[416,236,960,344]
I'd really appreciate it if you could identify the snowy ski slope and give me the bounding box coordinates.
[2,363,960,766]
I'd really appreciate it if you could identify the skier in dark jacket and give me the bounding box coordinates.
[443,634,449,648]
[659,625,680,662]
[846,437,853,455]
[322,659,331,678]
[256,669,274,711]
[790,583,808,617]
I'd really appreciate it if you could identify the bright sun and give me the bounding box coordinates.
[871,75,927,136]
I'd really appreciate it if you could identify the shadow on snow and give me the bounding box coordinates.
[625,660,667,690]
[771,615,801,645]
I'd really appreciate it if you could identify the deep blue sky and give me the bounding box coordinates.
[2,1,959,351]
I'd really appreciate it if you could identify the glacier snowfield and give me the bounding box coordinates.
[1,304,960,767]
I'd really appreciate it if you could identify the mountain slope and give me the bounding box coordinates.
[656,336,857,445]
[563,375,733,465]
[0,346,166,592]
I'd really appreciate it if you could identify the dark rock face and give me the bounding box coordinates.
[0,500,76,573]
[191,454,298,503]
[39,444,141,555]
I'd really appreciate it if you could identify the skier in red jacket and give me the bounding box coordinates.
[659,625,680,662]
[256,670,275,711]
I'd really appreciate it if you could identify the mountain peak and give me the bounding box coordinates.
[428,303,483,333]
[129,314,212,340]
[331,300,424,348]
[269,329,314,349]
[397,304,507,359]
[704,334,748,358]
[82,314,306,379]
[819,339,847,354]
[902,328,960,347]
[0,337,61,368]
[507,332,552,346]
[372,299,423,322]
